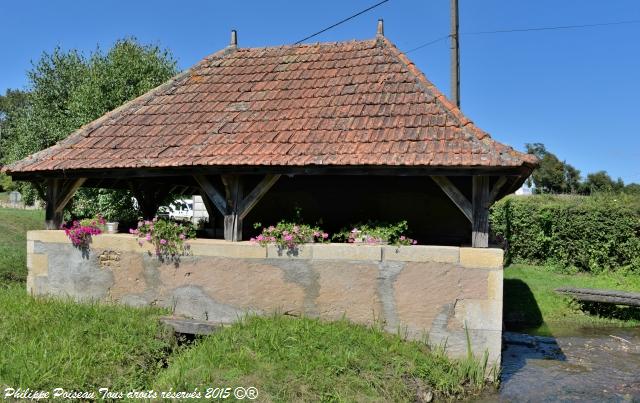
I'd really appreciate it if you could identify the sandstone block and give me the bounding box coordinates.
[27,230,67,243]
[453,299,502,331]
[313,243,381,261]
[384,245,459,263]
[459,268,489,299]
[189,239,266,258]
[30,254,48,277]
[314,261,383,324]
[394,262,462,332]
[266,244,312,259]
[459,248,503,269]
[487,270,503,301]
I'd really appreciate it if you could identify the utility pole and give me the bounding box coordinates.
[450,0,460,107]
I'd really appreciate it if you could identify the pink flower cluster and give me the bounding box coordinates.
[62,215,106,248]
[251,222,328,250]
[347,229,385,244]
[398,235,418,246]
[130,217,194,259]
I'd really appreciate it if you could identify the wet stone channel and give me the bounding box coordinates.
[486,327,640,402]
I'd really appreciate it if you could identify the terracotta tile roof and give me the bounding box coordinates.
[5,37,537,174]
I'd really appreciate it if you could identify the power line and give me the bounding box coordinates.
[406,18,640,53]
[294,0,391,45]
[406,35,449,53]
[464,19,640,36]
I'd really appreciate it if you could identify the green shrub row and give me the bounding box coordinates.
[490,194,640,273]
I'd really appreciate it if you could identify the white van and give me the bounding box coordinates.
[158,199,194,221]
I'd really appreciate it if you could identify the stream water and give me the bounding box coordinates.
[484,327,640,402]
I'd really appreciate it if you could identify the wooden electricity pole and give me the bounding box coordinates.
[450,0,460,107]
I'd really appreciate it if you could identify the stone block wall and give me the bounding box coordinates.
[26,231,504,365]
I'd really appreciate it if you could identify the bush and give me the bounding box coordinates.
[251,221,328,250]
[332,220,417,246]
[490,194,640,273]
[131,218,196,261]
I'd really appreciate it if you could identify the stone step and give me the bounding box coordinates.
[159,316,231,335]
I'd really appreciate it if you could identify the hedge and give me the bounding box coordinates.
[490,194,640,273]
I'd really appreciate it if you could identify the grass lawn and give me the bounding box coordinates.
[0,284,175,391]
[0,207,490,400]
[0,208,43,283]
[154,315,488,401]
[504,264,640,335]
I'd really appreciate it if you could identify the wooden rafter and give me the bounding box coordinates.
[45,177,86,229]
[55,178,86,213]
[238,174,281,220]
[195,174,281,241]
[430,176,472,223]
[193,175,228,216]
[488,176,508,204]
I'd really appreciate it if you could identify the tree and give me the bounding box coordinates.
[3,38,177,214]
[0,89,28,164]
[624,183,640,195]
[525,143,581,194]
[582,171,623,194]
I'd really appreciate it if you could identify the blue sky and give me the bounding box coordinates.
[1,1,639,183]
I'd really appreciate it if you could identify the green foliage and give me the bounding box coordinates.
[251,221,328,250]
[154,315,490,400]
[0,173,14,192]
[133,218,196,261]
[0,89,29,162]
[624,183,640,195]
[583,170,624,194]
[332,220,416,245]
[70,188,139,223]
[491,194,640,273]
[504,265,640,335]
[0,209,43,283]
[525,143,581,194]
[2,38,177,218]
[0,284,175,391]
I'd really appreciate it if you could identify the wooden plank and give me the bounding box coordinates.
[238,174,281,220]
[430,176,472,223]
[556,287,640,307]
[488,176,508,204]
[11,165,532,181]
[54,178,86,213]
[193,174,227,216]
[472,176,490,248]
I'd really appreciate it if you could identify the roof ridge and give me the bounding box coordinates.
[234,38,377,52]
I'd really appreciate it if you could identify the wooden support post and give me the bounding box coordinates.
[221,175,243,242]
[472,176,490,248]
[196,174,280,242]
[45,178,86,229]
[45,178,61,230]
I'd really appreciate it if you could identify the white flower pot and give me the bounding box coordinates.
[105,222,119,234]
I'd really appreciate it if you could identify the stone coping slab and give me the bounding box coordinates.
[27,231,503,269]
